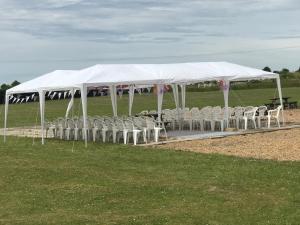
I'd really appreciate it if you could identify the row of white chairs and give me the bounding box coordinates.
[44,116,167,145]
[140,105,282,132]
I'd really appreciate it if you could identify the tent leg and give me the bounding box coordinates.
[157,84,164,123]
[3,94,9,143]
[276,75,284,125]
[81,85,88,148]
[222,79,230,129]
[180,84,186,109]
[172,84,180,129]
[39,90,46,145]
[129,85,135,116]
[65,89,75,118]
[110,85,118,117]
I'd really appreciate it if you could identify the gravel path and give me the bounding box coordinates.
[158,128,300,161]
[157,109,300,161]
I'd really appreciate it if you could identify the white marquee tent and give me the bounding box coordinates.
[4,62,283,146]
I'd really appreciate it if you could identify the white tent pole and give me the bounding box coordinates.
[172,84,179,109]
[65,88,75,118]
[38,90,46,145]
[157,84,164,122]
[129,85,135,116]
[80,84,88,147]
[109,85,117,117]
[276,75,284,125]
[222,79,230,128]
[172,84,180,116]
[109,85,115,116]
[114,86,118,116]
[3,93,9,143]
[180,84,186,109]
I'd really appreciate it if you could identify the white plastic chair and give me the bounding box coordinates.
[65,118,75,140]
[256,106,268,128]
[267,105,282,128]
[123,120,141,145]
[243,107,258,130]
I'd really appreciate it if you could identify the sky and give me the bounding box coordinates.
[0,0,300,83]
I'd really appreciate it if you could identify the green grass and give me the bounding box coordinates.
[1,87,300,128]
[1,87,300,224]
[0,137,299,225]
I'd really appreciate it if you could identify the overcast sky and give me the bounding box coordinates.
[0,0,300,83]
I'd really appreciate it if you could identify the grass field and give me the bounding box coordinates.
[1,87,300,128]
[0,137,299,225]
[0,87,300,224]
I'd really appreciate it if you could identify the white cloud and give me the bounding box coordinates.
[0,0,299,82]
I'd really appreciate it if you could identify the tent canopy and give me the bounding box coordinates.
[7,62,277,95]
[4,61,282,147]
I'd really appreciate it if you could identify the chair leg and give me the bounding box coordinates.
[74,129,78,140]
[244,118,248,130]
[102,130,106,143]
[154,129,160,143]
[277,118,280,128]
[133,131,139,145]
[268,117,271,128]
[221,121,224,132]
[236,119,239,129]
[200,120,204,131]
[143,128,147,143]
[253,119,257,129]
[123,130,128,144]
[211,121,215,131]
[92,128,97,142]
[112,130,117,143]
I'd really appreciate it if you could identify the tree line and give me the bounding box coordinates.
[0,81,20,104]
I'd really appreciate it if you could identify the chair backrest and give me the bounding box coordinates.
[123,120,134,130]
[234,107,244,117]
[66,118,75,129]
[244,106,254,112]
[258,106,267,116]
[244,107,258,119]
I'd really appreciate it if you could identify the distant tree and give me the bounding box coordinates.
[281,68,290,73]
[297,67,300,72]
[263,66,271,72]
[11,80,20,87]
[0,84,9,91]
[280,68,291,79]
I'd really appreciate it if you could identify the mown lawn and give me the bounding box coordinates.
[0,137,299,225]
[1,87,300,128]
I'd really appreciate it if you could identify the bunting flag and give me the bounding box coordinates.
[12,97,17,103]
[8,95,13,100]
[31,93,35,99]
[20,98,25,103]
[137,88,142,95]
[16,98,20,103]
[64,91,67,99]
[147,87,151,93]
[58,92,62,99]
[26,96,30,102]
[118,90,123,98]
[47,91,52,97]
[51,92,57,100]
